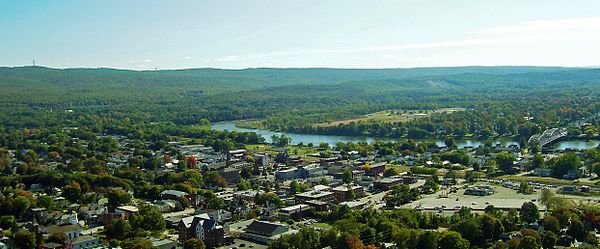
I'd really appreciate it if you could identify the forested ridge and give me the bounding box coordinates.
[0,66,598,139]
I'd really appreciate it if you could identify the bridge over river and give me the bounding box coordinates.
[527,128,567,148]
[528,112,599,148]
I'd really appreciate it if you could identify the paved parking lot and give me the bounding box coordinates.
[403,185,542,211]
[217,238,267,249]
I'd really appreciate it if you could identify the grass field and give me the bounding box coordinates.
[499,175,596,186]
[315,107,465,127]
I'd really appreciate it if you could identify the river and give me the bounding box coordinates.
[212,121,599,150]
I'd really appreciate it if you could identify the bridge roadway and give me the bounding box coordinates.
[528,127,567,147]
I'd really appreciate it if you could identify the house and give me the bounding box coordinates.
[241,220,289,244]
[177,214,225,248]
[533,168,553,177]
[39,242,63,249]
[46,224,82,240]
[160,190,189,201]
[64,235,99,249]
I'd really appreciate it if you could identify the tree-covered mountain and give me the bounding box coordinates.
[0,66,598,139]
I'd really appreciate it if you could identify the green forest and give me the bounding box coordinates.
[0,66,599,140]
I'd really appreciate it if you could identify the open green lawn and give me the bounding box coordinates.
[315,107,465,127]
[500,175,596,186]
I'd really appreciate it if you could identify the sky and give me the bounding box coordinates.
[1,0,600,69]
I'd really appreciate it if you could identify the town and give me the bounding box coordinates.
[0,120,599,249]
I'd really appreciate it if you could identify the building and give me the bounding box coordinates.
[295,189,335,204]
[150,238,177,249]
[253,153,270,167]
[114,206,139,217]
[220,167,241,184]
[331,185,364,202]
[64,235,99,249]
[46,224,82,240]
[39,242,63,249]
[464,185,495,196]
[178,214,225,247]
[374,178,403,190]
[241,220,289,244]
[366,162,386,176]
[278,204,312,220]
[275,167,298,181]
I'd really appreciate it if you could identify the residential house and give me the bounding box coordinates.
[64,235,99,249]
[46,224,82,240]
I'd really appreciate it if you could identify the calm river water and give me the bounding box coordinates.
[212,121,599,150]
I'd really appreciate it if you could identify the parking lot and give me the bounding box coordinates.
[217,238,267,249]
[404,183,542,211]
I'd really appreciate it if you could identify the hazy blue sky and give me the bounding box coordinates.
[2,0,600,69]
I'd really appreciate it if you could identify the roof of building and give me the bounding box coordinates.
[40,242,63,249]
[244,220,288,237]
[160,189,189,197]
[180,213,215,230]
[151,238,176,247]
[47,224,82,235]
[115,205,139,213]
[66,235,98,245]
[296,190,334,199]
[280,204,311,213]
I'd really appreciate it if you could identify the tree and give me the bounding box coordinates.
[542,215,560,233]
[271,134,292,147]
[105,218,132,240]
[541,231,557,249]
[529,154,545,171]
[568,218,586,240]
[0,215,15,230]
[341,170,353,184]
[14,230,36,249]
[130,206,165,233]
[13,196,31,217]
[257,192,282,207]
[36,195,55,210]
[238,179,250,191]
[183,238,206,249]
[439,231,469,249]
[519,202,539,224]
[481,214,504,243]
[444,136,457,149]
[495,153,516,172]
[383,168,399,177]
[47,232,68,244]
[108,188,131,208]
[552,153,582,178]
[62,182,82,203]
[519,182,534,195]
[518,235,540,249]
